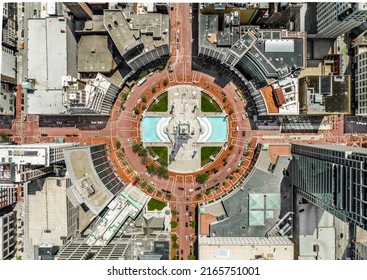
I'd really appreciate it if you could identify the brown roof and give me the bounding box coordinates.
[268,144,291,163]
[273,87,286,106]
[200,213,217,236]
[260,86,279,113]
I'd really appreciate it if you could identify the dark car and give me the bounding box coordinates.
[242,130,246,136]
[185,222,188,227]
[186,205,189,211]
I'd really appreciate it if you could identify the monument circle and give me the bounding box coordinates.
[141,85,228,173]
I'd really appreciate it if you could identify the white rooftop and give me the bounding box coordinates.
[27,17,68,114]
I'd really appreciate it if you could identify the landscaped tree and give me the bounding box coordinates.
[139,70,148,78]
[223,97,227,103]
[139,148,148,157]
[147,163,156,175]
[205,189,211,196]
[188,255,196,260]
[157,64,164,70]
[229,145,234,150]
[172,235,178,242]
[142,96,147,103]
[190,220,196,228]
[166,193,172,199]
[141,154,148,165]
[141,180,148,188]
[115,140,121,149]
[0,132,9,143]
[196,173,209,184]
[157,166,168,179]
[173,243,179,249]
[211,167,218,174]
[196,193,203,199]
[229,108,234,115]
[120,92,128,100]
[163,79,169,86]
[147,185,154,193]
[152,86,156,93]
[134,108,140,115]
[132,142,141,153]
[157,190,162,196]
[142,105,146,111]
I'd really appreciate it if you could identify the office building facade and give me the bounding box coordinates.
[355,46,367,116]
[0,185,17,209]
[316,3,367,38]
[0,208,17,260]
[290,144,367,230]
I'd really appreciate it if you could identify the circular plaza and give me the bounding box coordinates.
[141,85,228,173]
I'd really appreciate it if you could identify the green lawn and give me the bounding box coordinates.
[201,92,222,113]
[148,92,168,112]
[147,146,168,167]
[201,146,222,166]
[147,198,167,211]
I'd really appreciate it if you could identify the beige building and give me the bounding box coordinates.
[28,177,79,249]
[199,236,294,260]
[298,75,351,115]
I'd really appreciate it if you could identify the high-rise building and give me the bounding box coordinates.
[355,45,367,116]
[63,2,93,20]
[1,3,17,118]
[0,143,78,183]
[290,144,367,230]
[316,3,367,38]
[0,208,17,260]
[0,185,17,209]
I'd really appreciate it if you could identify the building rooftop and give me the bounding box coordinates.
[260,77,299,115]
[199,236,294,260]
[77,35,114,73]
[28,177,70,247]
[85,184,148,246]
[129,13,169,51]
[63,73,119,115]
[103,10,143,58]
[299,75,351,114]
[202,146,291,238]
[63,146,115,217]
[199,213,217,236]
[27,17,69,115]
[199,236,293,246]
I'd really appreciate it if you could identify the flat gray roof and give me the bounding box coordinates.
[64,146,114,216]
[130,13,169,51]
[208,150,291,238]
[28,18,67,89]
[27,89,66,115]
[28,177,69,247]
[77,35,114,73]
[103,10,143,57]
[27,18,68,114]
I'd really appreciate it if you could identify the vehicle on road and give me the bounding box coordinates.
[137,77,147,87]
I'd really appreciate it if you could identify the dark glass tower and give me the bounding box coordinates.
[290,144,367,230]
